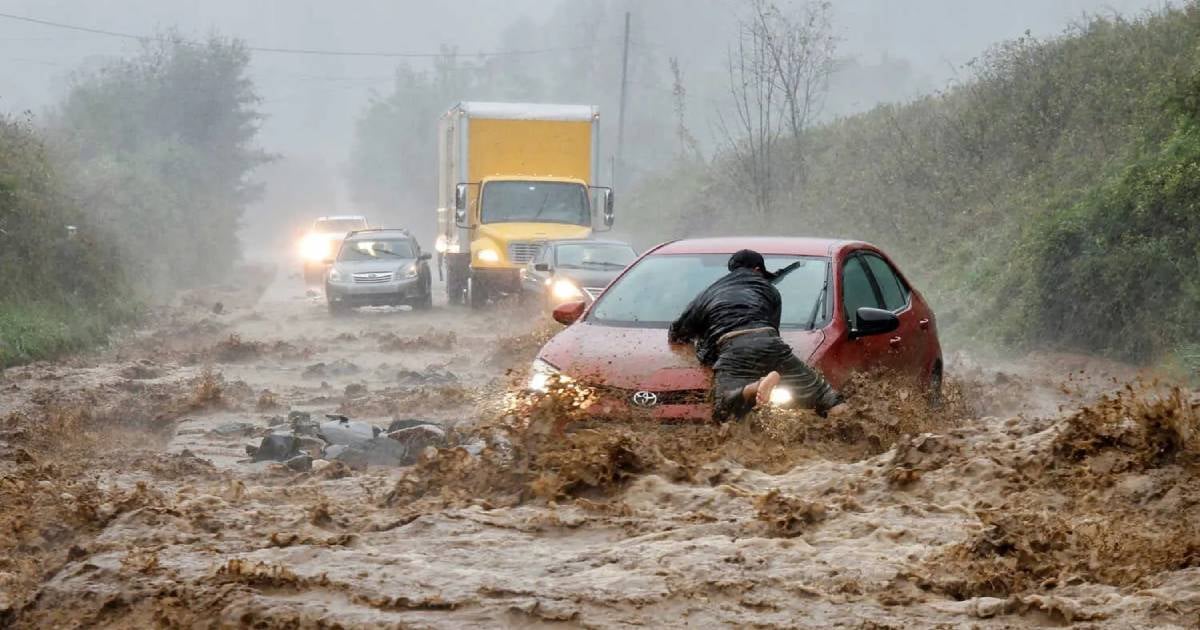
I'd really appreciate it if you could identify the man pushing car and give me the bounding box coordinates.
[668,249,848,421]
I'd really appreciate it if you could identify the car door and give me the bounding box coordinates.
[820,253,891,384]
[860,252,927,375]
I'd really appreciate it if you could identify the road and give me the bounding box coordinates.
[1,264,1197,628]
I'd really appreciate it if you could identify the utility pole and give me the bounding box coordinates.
[615,11,631,190]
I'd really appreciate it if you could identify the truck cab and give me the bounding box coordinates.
[436,102,614,308]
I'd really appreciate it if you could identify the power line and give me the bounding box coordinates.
[0,11,601,59]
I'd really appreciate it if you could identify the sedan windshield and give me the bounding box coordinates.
[338,239,414,261]
[481,181,589,226]
[555,243,636,269]
[589,254,830,328]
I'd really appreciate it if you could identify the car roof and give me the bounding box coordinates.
[650,237,858,257]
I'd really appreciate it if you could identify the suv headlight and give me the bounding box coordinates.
[328,267,346,283]
[404,263,418,279]
[528,358,561,392]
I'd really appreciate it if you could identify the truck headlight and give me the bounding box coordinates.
[769,386,794,406]
[552,279,583,300]
[434,235,448,253]
[528,358,560,392]
[477,248,500,263]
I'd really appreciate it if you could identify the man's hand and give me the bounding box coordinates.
[826,403,850,418]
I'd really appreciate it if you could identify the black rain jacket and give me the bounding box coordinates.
[668,268,781,365]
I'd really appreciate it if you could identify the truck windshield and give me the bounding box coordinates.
[589,254,830,329]
[480,181,589,226]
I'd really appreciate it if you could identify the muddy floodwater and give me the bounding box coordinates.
[2,267,1198,628]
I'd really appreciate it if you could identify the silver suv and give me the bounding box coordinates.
[325,229,433,313]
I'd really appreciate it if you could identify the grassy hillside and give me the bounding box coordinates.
[624,3,1200,365]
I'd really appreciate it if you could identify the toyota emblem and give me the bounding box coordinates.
[631,391,659,408]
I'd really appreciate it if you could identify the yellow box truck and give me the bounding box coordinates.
[435,102,614,308]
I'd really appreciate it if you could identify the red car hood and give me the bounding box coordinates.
[538,322,825,391]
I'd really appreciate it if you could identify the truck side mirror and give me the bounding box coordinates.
[454,183,469,227]
[603,189,614,227]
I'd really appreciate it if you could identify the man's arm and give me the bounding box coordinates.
[668,295,704,344]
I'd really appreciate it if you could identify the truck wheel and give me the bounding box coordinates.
[468,277,488,309]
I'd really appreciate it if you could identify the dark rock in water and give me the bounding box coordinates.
[285,453,313,472]
[296,436,326,458]
[387,424,446,455]
[288,410,319,436]
[387,418,443,432]
[213,421,256,437]
[212,301,224,315]
[253,434,298,462]
[319,415,379,446]
[396,367,458,387]
[245,443,259,458]
[326,436,412,469]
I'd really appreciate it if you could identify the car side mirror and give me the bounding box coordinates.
[850,307,899,339]
[552,300,585,326]
[534,262,550,272]
[418,252,432,261]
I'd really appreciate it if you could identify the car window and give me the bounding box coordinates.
[862,254,909,311]
[589,253,830,328]
[842,256,881,328]
[338,239,414,261]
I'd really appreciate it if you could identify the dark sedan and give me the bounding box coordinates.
[522,239,638,309]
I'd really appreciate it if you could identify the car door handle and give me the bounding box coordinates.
[918,318,930,330]
[889,336,902,346]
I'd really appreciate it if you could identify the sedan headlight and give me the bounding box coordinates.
[551,278,583,300]
[528,358,562,392]
[769,386,794,406]
[477,248,500,263]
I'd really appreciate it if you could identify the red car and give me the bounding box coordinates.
[530,237,942,420]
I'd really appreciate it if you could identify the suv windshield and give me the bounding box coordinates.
[338,239,414,261]
[316,219,367,233]
[555,243,636,269]
[589,254,830,328]
[481,181,589,226]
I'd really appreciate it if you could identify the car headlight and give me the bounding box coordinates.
[477,248,500,263]
[328,267,346,283]
[528,358,559,392]
[769,386,794,406]
[551,278,583,300]
[404,263,418,279]
[300,235,330,261]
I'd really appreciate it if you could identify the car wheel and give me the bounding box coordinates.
[926,364,944,409]
[415,287,433,310]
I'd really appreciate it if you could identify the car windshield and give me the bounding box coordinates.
[481,181,589,226]
[338,239,414,261]
[555,243,636,269]
[316,219,366,233]
[589,254,830,329]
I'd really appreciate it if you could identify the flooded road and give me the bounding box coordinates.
[2,266,1198,628]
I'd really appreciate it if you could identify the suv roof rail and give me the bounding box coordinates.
[346,227,409,237]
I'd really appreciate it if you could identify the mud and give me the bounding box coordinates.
[2,269,1199,628]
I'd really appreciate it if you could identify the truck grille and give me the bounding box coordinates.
[507,242,542,264]
[353,272,393,284]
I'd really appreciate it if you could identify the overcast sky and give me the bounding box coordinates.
[0,0,1174,214]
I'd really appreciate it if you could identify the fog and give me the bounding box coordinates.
[0,0,1168,247]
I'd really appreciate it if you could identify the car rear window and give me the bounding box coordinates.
[589,253,830,328]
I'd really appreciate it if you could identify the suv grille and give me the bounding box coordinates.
[353,272,393,284]
[508,242,542,264]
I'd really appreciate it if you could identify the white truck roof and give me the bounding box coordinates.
[316,215,367,222]
[452,101,598,121]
